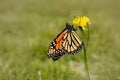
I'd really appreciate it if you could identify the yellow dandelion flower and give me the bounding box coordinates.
[73,17,81,26]
[73,16,91,30]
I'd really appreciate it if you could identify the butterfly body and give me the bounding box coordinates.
[47,23,83,61]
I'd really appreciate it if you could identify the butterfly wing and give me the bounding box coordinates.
[47,28,67,61]
[62,24,83,55]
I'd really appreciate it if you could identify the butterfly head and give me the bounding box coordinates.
[66,23,75,32]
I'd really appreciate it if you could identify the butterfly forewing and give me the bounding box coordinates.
[47,28,67,61]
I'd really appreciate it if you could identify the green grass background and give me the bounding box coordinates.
[0,0,120,80]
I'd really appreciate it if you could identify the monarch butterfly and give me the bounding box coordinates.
[47,23,83,61]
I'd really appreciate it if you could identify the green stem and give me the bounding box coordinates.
[85,24,90,50]
[80,25,90,80]
[83,43,90,80]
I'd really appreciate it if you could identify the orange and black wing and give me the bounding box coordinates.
[47,28,67,61]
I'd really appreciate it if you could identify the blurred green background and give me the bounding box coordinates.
[0,0,120,80]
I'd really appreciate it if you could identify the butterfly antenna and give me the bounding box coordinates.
[66,12,70,23]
